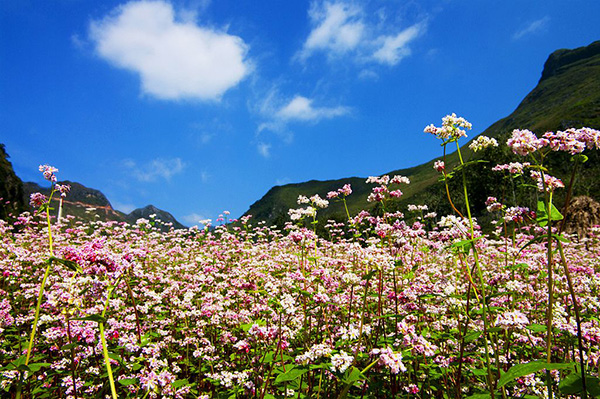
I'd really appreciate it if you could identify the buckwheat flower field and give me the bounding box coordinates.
[2,117,600,398]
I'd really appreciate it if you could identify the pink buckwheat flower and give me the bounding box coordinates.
[507,129,546,156]
[530,170,564,192]
[424,113,471,141]
[55,184,71,198]
[39,164,58,182]
[29,192,47,208]
[433,160,445,172]
[469,135,498,152]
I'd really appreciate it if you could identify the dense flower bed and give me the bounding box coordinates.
[1,212,599,398]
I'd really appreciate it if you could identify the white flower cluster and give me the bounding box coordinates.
[469,135,498,152]
[372,347,406,374]
[424,113,472,141]
[296,343,332,364]
[330,351,354,373]
[407,204,428,212]
[494,311,529,330]
[206,370,250,389]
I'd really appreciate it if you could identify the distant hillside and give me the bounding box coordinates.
[20,181,186,230]
[244,40,600,227]
[0,144,25,218]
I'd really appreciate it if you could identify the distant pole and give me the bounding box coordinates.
[58,198,63,222]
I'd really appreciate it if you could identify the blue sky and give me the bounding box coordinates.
[1,0,599,226]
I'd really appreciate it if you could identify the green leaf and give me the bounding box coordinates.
[536,200,563,227]
[465,393,492,399]
[498,361,575,388]
[464,331,482,343]
[559,373,600,396]
[74,314,107,324]
[108,352,123,364]
[27,363,51,372]
[571,154,588,164]
[48,256,82,272]
[342,366,365,385]
[275,366,308,384]
[171,379,190,389]
[118,378,138,386]
[526,324,547,333]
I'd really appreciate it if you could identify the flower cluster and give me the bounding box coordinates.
[508,127,600,156]
[330,351,354,373]
[366,175,410,202]
[327,184,352,199]
[492,162,531,174]
[424,113,472,141]
[469,135,498,152]
[373,347,407,374]
[433,160,445,172]
[529,170,564,192]
[39,164,58,182]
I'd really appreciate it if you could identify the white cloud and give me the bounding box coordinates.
[276,96,350,122]
[297,1,425,66]
[89,0,250,100]
[256,93,350,138]
[123,157,186,182]
[111,200,137,214]
[182,212,208,225]
[298,1,365,60]
[372,24,423,65]
[257,142,271,158]
[513,16,550,40]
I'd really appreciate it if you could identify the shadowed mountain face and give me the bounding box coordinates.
[0,144,25,218]
[244,40,600,227]
[20,181,186,231]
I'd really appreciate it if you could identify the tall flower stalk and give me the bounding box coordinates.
[426,114,500,396]
[16,166,71,399]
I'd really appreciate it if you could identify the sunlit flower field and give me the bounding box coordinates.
[2,117,600,398]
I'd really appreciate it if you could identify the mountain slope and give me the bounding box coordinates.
[244,40,600,226]
[0,144,25,218]
[21,181,186,230]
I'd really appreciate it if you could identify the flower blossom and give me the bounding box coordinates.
[424,113,472,141]
[542,129,586,155]
[492,162,530,174]
[29,192,47,208]
[39,164,58,182]
[373,347,406,374]
[55,184,71,198]
[433,160,445,172]
[530,170,564,192]
[507,129,546,156]
[469,135,498,152]
[330,351,354,373]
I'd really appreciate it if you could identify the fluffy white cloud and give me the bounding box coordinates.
[257,142,271,158]
[297,1,425,66]
[372,24,423,66]
[182,212,209,225]
[89,0,250,100]
[111,200,137,214]
[276,95,349,122]
[513,16,550,40]
[123,157,186,182]
[298,1,364,60]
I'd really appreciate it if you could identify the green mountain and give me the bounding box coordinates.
[243,40,600,227]
[20,181,187,230]
[0,144,26,219]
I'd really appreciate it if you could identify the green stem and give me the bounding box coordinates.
[456,141,495,397]
[557,240,587,398]
[16,192,57,399]
[100,283,119,399]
